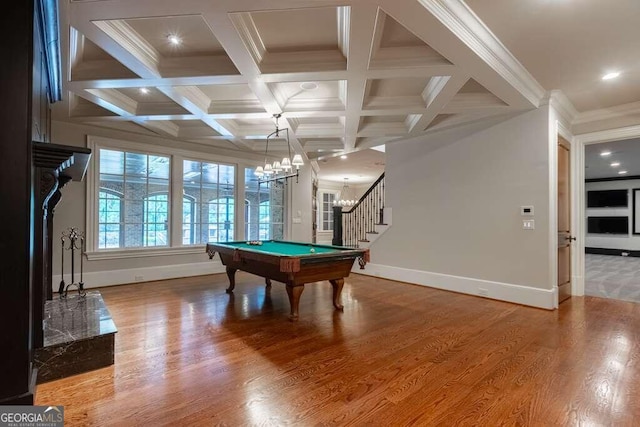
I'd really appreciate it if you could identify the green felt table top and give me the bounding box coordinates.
[216,240,345,256]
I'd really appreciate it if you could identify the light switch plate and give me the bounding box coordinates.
[523,219,535,230]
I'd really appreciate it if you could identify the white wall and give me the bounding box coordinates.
[364,107,555,308]
[289,166,313,242]
[585,179,640,250]
[51,121,313,289]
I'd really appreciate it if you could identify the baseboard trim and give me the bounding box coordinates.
[52,260,225,290]
[353,263,556,310]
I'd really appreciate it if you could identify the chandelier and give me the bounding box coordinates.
[334,178,356,207]
[254,114,304,184]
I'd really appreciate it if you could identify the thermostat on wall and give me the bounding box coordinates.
[521,206,534,216]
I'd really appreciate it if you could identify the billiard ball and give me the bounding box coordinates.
[310,248,315,253]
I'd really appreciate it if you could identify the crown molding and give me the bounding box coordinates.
[575,124,640,145]
[337,6,351,59]
[574,100,640,125]
[365,95,426,109]
[141,120,180,138]
[259,50,347,74]
[93,20,160,76]
[86,88,137,115]
[229,12,265,65]
[172,86,211,113]
[369,46,452,70]
[541,90,578,126]
[419,0,545,107]
[208,99,266,114]
[284,98,345,112]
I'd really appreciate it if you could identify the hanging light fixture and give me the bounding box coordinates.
[334,178,356,207]
[254,113,304,184]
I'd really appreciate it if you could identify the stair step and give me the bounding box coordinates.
[358,239,370,243]
[376,223,388,226]
[367,231,379,234]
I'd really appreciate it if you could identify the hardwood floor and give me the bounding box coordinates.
[36,273,640,426]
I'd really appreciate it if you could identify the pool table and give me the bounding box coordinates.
[206,240,369,320]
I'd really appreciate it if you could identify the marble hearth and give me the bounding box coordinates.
[34,291,117,383]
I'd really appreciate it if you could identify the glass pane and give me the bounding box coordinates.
[184,160,202,182]
[99,149,124,175]
[148,155,170,179]
[125,178,148,200]
[219,164,235,185]
[202,163,219,184]
[272,224,284,240]
[125,152,147,176]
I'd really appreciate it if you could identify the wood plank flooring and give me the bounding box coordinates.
[35,273,640,426]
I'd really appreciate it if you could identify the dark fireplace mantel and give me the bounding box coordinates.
[32,141,91,348]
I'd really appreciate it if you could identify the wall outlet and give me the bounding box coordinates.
[478,287,489,296]
[134,275,144,282]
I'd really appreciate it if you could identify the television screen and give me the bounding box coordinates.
[588,216,628,234]
[587,190,628,208]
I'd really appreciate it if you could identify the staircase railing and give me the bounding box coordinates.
[332,173,385,247]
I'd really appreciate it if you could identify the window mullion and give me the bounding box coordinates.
[171,155,183,246]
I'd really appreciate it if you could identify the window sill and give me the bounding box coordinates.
[85,245,207,261]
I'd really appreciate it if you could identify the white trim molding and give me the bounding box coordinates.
[353,263,556,310]
[53,260,225,291]
[85,246,207,261]
[418,0,545,108]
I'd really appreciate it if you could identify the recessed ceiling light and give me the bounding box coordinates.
[300,82,318,91]
[167,34,182,45]
[602,72,620,80]
[340,155,348,160]
[611,162,620,167]
[618,170,628,175]
[139,87,150,95]
[600,150,612,157]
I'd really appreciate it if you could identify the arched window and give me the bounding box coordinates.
[98,188,123,249]
[143,193,168,246]
[208,197,234,242]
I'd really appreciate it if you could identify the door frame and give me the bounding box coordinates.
[552,121,579,307]
[572,125,640,297]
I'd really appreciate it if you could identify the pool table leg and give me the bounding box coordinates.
[329,278,344,311]
[225,267,237,294]
[265,278,272,290]
[285,284,304,321]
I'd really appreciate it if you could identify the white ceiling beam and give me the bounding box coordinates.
[408,74,469,135]
[343,4,380,151]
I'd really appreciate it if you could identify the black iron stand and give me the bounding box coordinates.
[59,227,86,298]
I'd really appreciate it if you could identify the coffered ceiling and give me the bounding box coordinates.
[56,0,640,180]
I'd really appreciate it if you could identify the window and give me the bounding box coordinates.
[208,197,234,242]
[97,189,123,249]
[320,192,337,231]
[89,137,288,256]
[183,160,235,244]
[143,194,168,246]
[259,200,270,239]
[98,149,170,249]
[245,168,285,240]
